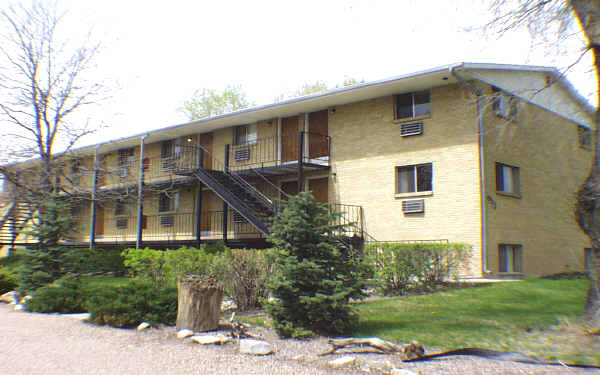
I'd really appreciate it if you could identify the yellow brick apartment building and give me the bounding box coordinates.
[0,63,594,277]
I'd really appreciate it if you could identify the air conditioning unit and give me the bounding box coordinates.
[116,218,128,229]
[118,167,129,178]
[234,148,251,161]
[400,122,424,137]
[160,215,174,227]
[232,211,247,223]
[402,199,425,214]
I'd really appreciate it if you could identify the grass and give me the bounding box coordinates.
[355,277,599,365]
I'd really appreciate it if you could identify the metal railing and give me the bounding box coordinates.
[228,132,330,171]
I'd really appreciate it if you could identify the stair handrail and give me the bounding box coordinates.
[177,143,276,213]
[0,202,16,229]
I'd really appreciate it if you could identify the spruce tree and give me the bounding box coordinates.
[265,191,368,338]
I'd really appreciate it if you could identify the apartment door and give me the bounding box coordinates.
[281,116,299,163]
[200,132,213,170]
[280,180,299,199]
[308,110,329,159]
[308,177,329,204]
[200,190,214,232]
[95,207,104,237]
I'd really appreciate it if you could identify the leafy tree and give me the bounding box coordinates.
[180,85,253,121]
[274,77,365,102]
[485,0,600,328]
[264,192,368,338]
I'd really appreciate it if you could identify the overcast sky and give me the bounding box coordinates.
[3,0,596,148]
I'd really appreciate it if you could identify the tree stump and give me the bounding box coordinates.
[176,276,223,332]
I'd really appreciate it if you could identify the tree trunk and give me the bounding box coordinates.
[570,0,600,324]
[176,276,223,332]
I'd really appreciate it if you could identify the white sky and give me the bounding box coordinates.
[4,0,596,148]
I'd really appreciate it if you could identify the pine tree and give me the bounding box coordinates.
[265,192,368,338]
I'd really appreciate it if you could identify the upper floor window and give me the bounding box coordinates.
[492,86,518,120]
[496,162,520,196]
[161,140,182,159]
[158,192,178,212]
[114,199,130,216]
[578,125,592,150]
[396,163,433,194]
[395,90,430,120]
[234,124,258,145]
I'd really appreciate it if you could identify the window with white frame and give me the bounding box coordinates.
[234,124,258,145]
[496,162,520,196]
[499,244,522,273]
[395,90,430,120]
[158,192,178,213]
[396,163,433,194]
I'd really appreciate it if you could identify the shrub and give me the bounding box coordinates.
[85,279,177,328]
[122,246,217,285]
[265,192,369,338]
[63,247,126,275]
[0,267,18,294]
[19,246,71,293]
[212,248,274,311]
[25,277,87,313]
[364,242,471,295]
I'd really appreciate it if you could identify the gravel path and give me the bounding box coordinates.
[0,304,598,375]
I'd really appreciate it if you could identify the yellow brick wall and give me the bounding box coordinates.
[330,84,484,276]
[482,85,593,276]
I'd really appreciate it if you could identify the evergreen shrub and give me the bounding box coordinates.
[25,277,87,313]
[85,279,177,327]
[264,192,369,338]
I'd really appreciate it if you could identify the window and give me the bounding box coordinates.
[396,163,432,194]
[114,199,129,216]
[492,86,518,120]
[496,163,520,196]
[234,124,258,145]
[70,160,82,185]
[118,148,135,178]
[578,126,592,149]
[395,90,430,120]
[158,192,178,213]
[499,244,522,273]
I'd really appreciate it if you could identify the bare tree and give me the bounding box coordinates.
[486,0,600,326]
[0,1,107,247]
[0,1,105,194]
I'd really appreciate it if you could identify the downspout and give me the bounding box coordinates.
[89,145,100,250]
[451,67,490,275]
[136,134,149,249]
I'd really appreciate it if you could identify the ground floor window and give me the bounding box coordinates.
[499,244,522,273]
[396,163,432,194]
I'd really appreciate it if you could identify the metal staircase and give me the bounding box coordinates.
[175,143,376,247]
[0,202,34,247]
[176,145,283,235]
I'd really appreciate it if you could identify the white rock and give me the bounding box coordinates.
[328,356,356,368]
[0,291,18,304]
[220,298,237,312]
[177,329,195,339]
[190,334,232,345]
[63,313,91,320]
[13,304,25,311]
[137,322,151,331]
[239,339,273,355]
[390,369,418,375]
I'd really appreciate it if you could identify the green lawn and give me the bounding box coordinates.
[355,277,598,364]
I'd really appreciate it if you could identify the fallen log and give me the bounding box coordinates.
[319,337,425,360]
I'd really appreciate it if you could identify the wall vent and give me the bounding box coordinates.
[234,148,251,161]
[400,122,423,137]
[402,199,425,213]
[160,215,174,227]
